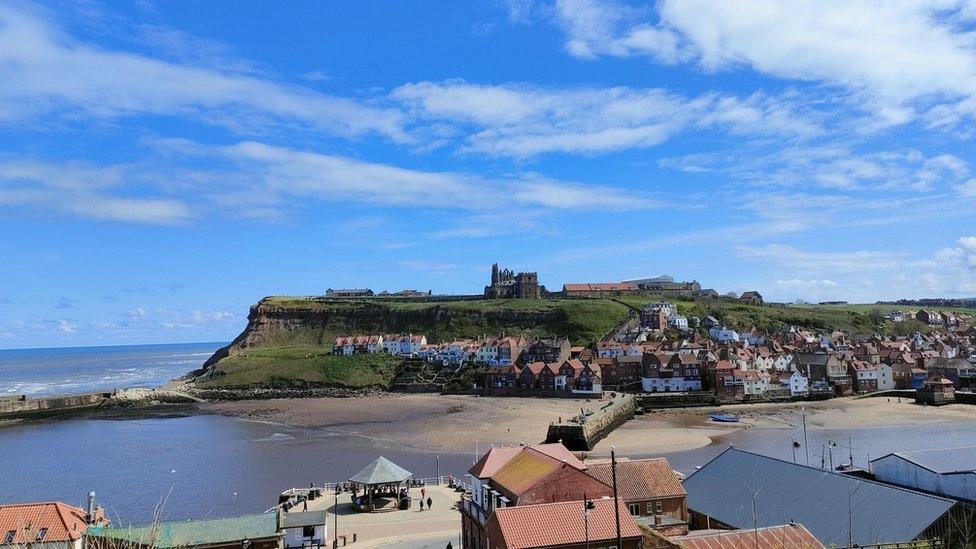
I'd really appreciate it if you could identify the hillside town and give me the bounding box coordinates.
[331,299,976,406]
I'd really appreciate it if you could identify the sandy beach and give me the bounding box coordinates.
[204,393,976,458]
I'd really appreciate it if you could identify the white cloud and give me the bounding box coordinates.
[217,141,661,211]
[0,159,192,224]
[957,178,976,197]
[394,80,820,157]
[550,0,976,127]
[0,4,405,139]
[735,244,907,274]
[57,319,76,335]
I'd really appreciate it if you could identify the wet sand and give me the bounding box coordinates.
[205,393,976,457]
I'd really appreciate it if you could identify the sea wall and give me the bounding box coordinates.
[545,394,636,450]
[0,392,112,419]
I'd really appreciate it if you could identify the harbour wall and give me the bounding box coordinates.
[0,392,112,419]
[545,394,636,451]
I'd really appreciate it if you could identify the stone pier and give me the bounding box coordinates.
[544,394,636,451]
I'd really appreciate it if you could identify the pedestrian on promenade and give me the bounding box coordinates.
[421,486,426,498]
[426,497,432,510]
[302,500,308,512]
[446,543,452,549]
[419,498,425,512]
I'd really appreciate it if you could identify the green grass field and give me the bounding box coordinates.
[199,348,400,389]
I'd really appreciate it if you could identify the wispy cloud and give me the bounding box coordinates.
[0,3,405,139]
[394,80,821,157]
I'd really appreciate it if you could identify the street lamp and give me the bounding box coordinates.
[583,493,595,549]
[436,454,440,485]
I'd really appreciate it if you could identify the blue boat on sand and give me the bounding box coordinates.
[709,413,740,423]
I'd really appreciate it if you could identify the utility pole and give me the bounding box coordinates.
[611,446,622,549]
[802,408,810,466]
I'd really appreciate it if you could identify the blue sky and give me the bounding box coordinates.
[3,0,976,348]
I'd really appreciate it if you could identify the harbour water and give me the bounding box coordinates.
[0,343,224,397]
[3,343,976,525]
[4,408,976,524]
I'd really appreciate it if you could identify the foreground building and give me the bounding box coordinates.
[670,523,824,549]
[0,499,107,549]
[87,513,287,549]
[871,447,976,502]
[683,448,962,547]
[486,498,643,549]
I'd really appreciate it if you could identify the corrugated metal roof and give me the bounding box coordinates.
[874,446,976,474]
[684,448,957,547]
[87,513,278,548]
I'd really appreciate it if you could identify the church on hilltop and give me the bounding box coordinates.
[484,263,543,299]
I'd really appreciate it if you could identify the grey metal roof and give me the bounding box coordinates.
[282,511,327,529]
[87,513,278,548]
[349,456,412,485]
[684,448,957,547]
[873,447,976,474]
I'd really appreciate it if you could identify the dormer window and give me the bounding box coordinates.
[37,528,48,541]
[5,530,15,543]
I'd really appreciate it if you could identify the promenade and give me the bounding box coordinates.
[296,484,461,548]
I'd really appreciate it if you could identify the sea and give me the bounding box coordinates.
[0,343,224,397]
[3,344,976,526]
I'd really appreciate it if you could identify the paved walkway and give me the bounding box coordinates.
[293,484,462,548]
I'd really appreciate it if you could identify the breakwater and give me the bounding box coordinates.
[545,394,636,450]
[0,392,113,419]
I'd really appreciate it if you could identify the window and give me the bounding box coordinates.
[655,500,663,513]
[37,528,48,541]
[628,503,640,515]
[5,530,15,543]
[302,525,315,538]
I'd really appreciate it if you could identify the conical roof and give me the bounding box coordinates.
[349,456,412,485]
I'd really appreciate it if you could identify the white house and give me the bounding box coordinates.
[877,362,896,391]
[871,447,976,502]
[282,511,327,549]
[668,314,690,331]
[788,371,809,396]
[773,354,794,372]
[476,338,499,363]
[709,326,740,343]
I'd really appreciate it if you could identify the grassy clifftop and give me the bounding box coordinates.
[198,295,913,390]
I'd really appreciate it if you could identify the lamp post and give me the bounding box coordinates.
[333,494,338,549]
[436,454,440,485]
[611,446,622,549]
[583,493,595,549]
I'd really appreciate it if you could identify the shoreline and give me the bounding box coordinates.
[8,390,976,460]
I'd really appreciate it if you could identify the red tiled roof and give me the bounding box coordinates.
[564,283,638,292]
[586,458,686,501]
[0,502,90,544]
[673,523,824,548]
[488,498,641,549]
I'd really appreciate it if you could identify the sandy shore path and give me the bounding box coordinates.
[203,393,976,457]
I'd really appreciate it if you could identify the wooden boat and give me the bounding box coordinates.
[709,413,740,423]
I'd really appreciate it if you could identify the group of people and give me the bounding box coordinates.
[417,486,434,511]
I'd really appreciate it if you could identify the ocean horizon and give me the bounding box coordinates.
[0,341,227,397]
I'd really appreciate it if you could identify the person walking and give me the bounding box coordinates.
[426,497,432,511]
[302,499,308,512]
[419,498,425,512]
[446,543,452,549]
[421,486,426,499]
